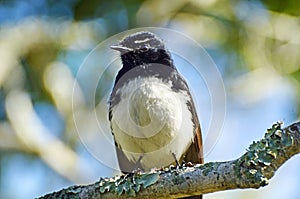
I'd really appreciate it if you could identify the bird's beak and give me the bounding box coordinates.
[110,45,132,54]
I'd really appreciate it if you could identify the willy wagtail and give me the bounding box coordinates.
[109,31,203,198]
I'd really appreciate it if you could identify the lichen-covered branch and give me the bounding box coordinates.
[37,121,300,199]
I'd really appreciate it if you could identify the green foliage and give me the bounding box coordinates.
[262,0,300,16]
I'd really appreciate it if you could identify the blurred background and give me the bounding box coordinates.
[0,0,299,198]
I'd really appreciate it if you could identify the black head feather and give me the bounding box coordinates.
[111,31,174,69]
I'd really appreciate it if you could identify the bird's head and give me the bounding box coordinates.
[111,31,173,68]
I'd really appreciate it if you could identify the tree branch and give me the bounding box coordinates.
[37,121,300,199]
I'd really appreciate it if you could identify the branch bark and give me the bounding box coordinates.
[37,121,300,199]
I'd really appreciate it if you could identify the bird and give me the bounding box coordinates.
[109,31,203,199]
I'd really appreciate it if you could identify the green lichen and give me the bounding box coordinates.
[99,172,159,196]
[202,162,215,176]
[236,121,294,186]
[66,186,82,194]
[172,175,186,185]
[135,172,160,188]
[36,186,82,199]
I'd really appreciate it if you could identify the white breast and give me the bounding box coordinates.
[110,76,194,170]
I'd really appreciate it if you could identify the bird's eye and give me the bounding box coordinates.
[140,46,149,52]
